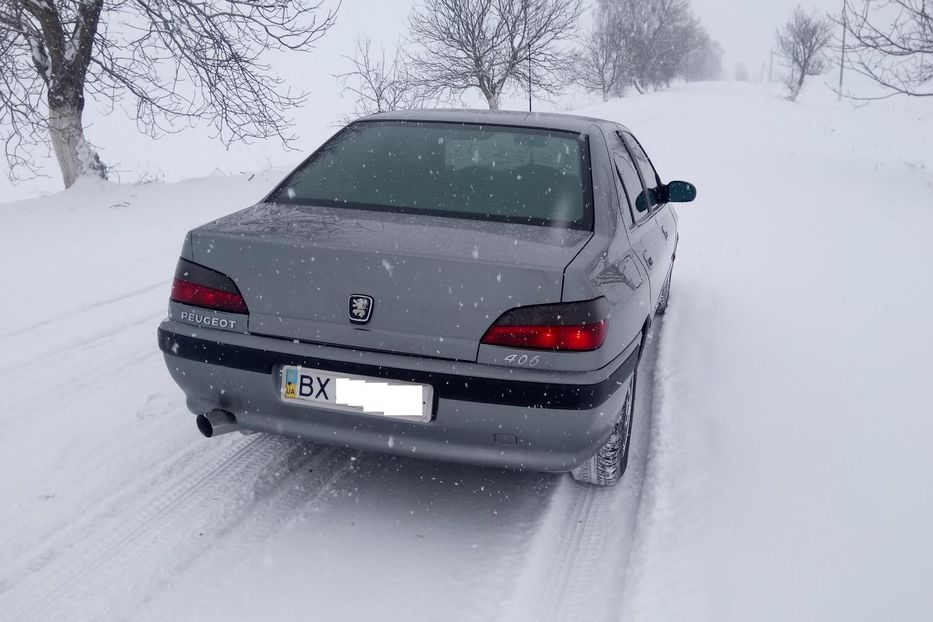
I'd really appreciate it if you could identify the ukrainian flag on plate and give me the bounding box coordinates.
[284,368,298,399]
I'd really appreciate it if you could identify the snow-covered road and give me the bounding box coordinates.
[1,83,931,621]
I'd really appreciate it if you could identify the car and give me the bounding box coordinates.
[157,109,696,486]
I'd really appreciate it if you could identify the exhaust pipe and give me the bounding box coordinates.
[196,410,238,438]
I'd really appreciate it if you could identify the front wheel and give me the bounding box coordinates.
[570,372,636,487]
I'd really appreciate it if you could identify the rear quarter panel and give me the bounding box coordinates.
[560,124,652,368]
[477,124,650,373]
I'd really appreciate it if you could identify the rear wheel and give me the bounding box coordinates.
[655,270,672,315]
[570,372,636,487]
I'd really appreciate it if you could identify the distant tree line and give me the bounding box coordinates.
[575,0,723,101]
[4,0,929,191]
[340,0,932,112]
[341,0,723,113]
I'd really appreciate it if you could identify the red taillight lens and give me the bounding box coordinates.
[481,321,607,351]
[170,258,249,314]
[481,298,609,352]
[171,278,249,314]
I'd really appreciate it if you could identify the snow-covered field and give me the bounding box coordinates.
[1,82,931,621]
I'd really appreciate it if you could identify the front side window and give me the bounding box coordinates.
[272,121,594,230]
[621,132,662,212]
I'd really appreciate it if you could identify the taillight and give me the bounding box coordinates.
[170,258,249,314]
[481,298,609,352]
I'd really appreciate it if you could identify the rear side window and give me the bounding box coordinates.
[611,132,650,224]
[621,132,662,211]
[614,151,647,223]
[271,121,593,230]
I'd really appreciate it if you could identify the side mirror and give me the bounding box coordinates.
[665,181,697,203]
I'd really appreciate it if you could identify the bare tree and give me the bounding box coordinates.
[0,0,337,188]
[679,28,723,82]
[776,6,834,101]
[336,37,427,119]
[838,0,933,98]
[573,9,628,101]
[406,0,582,110]
[599,0,703,94]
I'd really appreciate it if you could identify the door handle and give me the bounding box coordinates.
[661,225,669,241]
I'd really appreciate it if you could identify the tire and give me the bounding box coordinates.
[655,270,672,315]
[570,372,636,487]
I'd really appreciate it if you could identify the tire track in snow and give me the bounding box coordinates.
[0,435,356,621]
[0,304,164,378]
[616,304,720,621]
[0,280,168,341]
[499,325,661,622]
[539,484,599,620]
[0,434,279,607]
[0,314,165,426]
[136,449,364,616]
[1,233,172,305]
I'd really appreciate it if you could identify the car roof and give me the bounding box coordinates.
[360,108,629,134]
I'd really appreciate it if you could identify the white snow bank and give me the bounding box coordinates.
[584,82,933,622]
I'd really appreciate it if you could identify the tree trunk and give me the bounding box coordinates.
[484,92,500,110]
[48,103,107,188]
[793,67,807,101]
[25,0,107,188]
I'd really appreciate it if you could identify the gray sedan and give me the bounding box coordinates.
[158,109,696,486]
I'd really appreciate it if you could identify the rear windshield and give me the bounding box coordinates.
[271,121,593,230]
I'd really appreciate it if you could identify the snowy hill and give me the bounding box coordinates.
[1,82,931,621]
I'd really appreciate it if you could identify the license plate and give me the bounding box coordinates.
[281,366,433,421]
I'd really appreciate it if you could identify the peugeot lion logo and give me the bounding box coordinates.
[348,294,374,324]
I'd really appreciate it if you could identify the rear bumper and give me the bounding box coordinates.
[158,321,639,472]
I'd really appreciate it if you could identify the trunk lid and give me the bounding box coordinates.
[190,203,592,361]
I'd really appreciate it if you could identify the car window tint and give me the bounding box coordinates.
[621,132,661,211]
[274,121,593,230]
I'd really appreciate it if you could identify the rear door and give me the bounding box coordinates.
[621,131,677,284]
[609,131,667,304]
